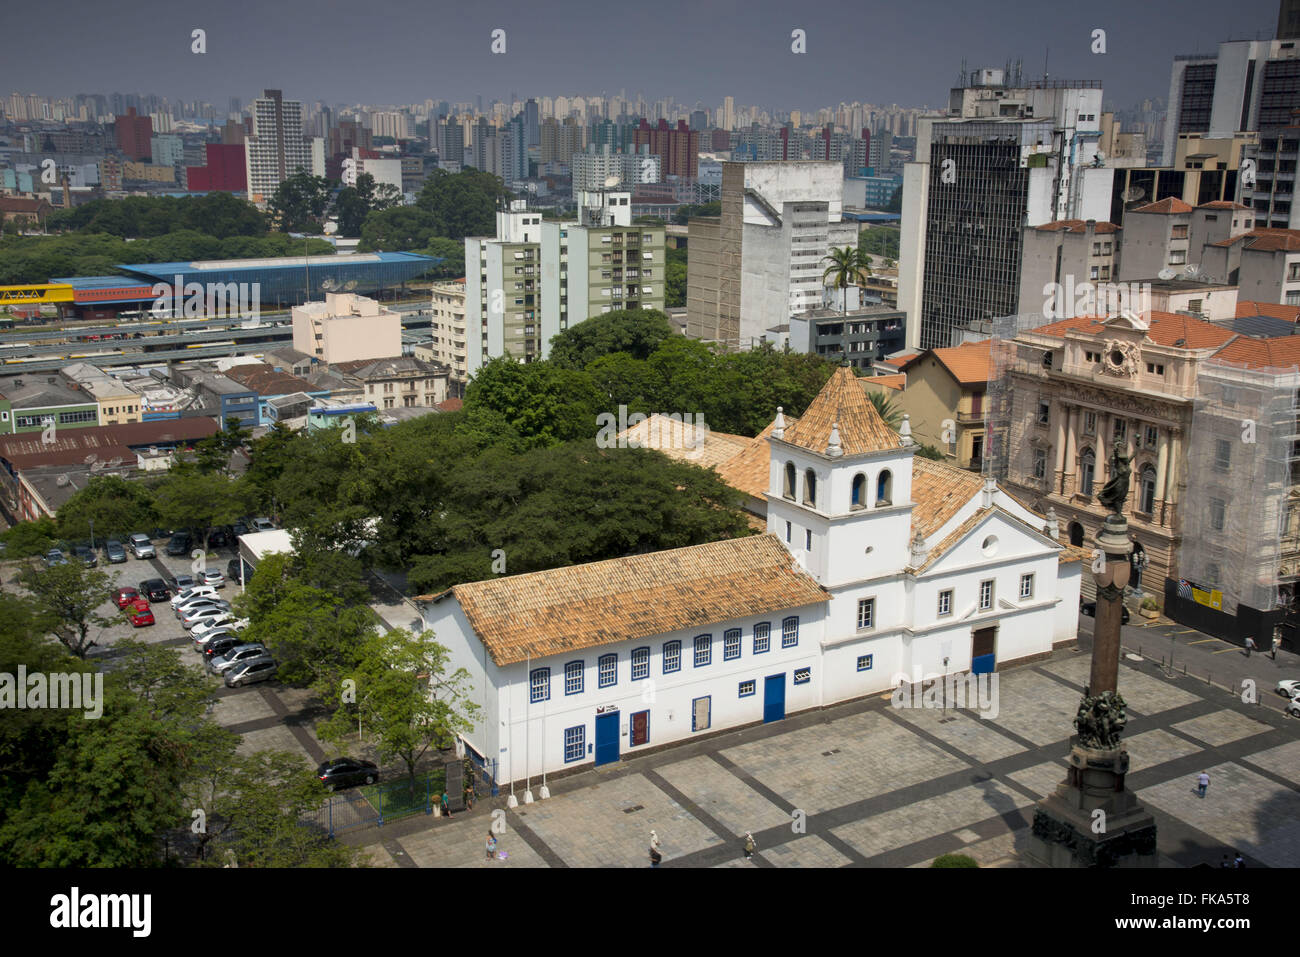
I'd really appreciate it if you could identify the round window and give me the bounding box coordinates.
[1109,349,1126,367]
[981,535,999,557]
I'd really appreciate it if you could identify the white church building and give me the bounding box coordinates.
[420,366,1084,786]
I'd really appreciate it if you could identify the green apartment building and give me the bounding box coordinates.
[0,374,100,434]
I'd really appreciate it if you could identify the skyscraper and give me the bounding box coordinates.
[244,89,312,203]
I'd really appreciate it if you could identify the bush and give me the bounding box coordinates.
[931,853,979,868]
[1140,596,1160,611]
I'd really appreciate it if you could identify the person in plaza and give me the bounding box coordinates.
[1234,851,1245,868]
[1273,634,1283,660]
[743,832,756,860]
[1244,636,1256,657]
[485,831,497,861]
[649,830,662,868]
[1196,770,1210,798]
[441,791,451,817]
[1219,854,1232,868]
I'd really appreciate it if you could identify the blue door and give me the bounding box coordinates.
[594,712,620,766]
[971,627,996,675]
[763,674,786,723]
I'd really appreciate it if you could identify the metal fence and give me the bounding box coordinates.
[310,770,445,837]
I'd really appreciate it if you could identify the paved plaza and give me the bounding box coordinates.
[338,644,1300,868]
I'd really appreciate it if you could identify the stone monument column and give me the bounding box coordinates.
[1025,447,1157,867]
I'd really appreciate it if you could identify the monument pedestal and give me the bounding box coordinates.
[1025,739,1157,868]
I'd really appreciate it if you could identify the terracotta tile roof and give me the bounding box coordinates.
[1210,336,1300,369]
[1032,219,1120,234]
[1198,200,1251,210]
[780,366,902,457]
[446,534,829,665]
[616,414,752,470]
[715,414,799,499]
[1030,311,1237,350]
[860,373,906,392]
[1236,301,1300,322]
[902,340,992,386]
[910,458,984,539]
[1238,228,1300,252]
[1132,197,1193,215]
[220,364,317,395]
[437,397,463,412]
[1058,543,1091,564]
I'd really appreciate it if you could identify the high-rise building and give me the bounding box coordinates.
[633,118,698,178]
[245,89,312,203]
[723,96,735,132]
[570,145,661,197]
[370,111,410,141]
[186,143,248,193]
[899,69,1113,350]
[524,98,540,147]
[686,161,856,349]
[114,107,152,161]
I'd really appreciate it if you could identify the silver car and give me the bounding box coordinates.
[181,606,234,630]
[224,657,277,688]
[128,533,155,559]
[208,643,269,675]
[174,595,229,618]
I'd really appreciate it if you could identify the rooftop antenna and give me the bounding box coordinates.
[1044,47,1050,83]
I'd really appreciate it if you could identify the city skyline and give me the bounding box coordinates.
[0,0,1281,116]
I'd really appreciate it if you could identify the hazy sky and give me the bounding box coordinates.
[2,0,1284,113]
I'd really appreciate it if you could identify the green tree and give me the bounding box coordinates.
[423,236,465,278]
[865,389,903,430]
[268,171,333,233]
[317,627,480,795]
[671,201,721,224]
[463,357,606,447]
[56,475,155,542]
[358,206,439,252]
[415,168,511,240]
[915,443,944,461]
[1,516,58,558]
[665,259,686,308]
[18,560,115,658]
[334,173,402,237]
[194,416,253,476]
[547,308,675,369]
[151,468,251,553]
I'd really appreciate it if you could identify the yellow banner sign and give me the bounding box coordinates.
[0,285,75,304]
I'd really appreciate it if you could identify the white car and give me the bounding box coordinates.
[1276,679,1300,699]
[128,533,155,559]
[191,617,248,642]
[171,585,219,610]
[181,606,235,630]
[174,597,230,620]
[1287,697,1300,719]
[252,517,275,532]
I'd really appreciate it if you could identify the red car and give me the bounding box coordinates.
[114,586,140,609]
[127,604,155,628]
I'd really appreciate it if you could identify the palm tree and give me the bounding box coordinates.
[822,246,873,365]
[865,389,903,430]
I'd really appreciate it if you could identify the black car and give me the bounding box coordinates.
[1080,600,1130,625]
[139,578,171,602]
[227,558,253,583]
[208,528,229,548]
[317,758,379,792]
[73,544,98,567]
[166,532,192,557]
[202,635,245,660]
[231,521,249,538]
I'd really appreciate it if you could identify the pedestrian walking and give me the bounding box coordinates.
[1234,851,1245,869]
[1273,635,1283,660]
[485,831,497,861]
[649,829,662,868]
[1244,636,1256,658]
[743,832,756,860]
[441,792,452,817]
[1196,770,1210,798]
[1219,854,1232,868]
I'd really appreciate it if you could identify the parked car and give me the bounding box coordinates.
[1080,600,1130,625]
[231,521,249,538]
[177,601,231,625]
[104,539,127,564]
[170,585,219,609]
[166,532,192,557]
[126,604,155,628]
[226,558,253,584]
[193,626,241,653]
[1277,679,1300,699]
[317,758,379,791]
[128,533,155,559]
[139,578,170,602]
[44,548,69,567]
[201,635,245,661]
[191,617,248,642]
[251,517,275,532]
[207,528,229,548]
[207,643,270,675]
[73,544,98,567]
[1286,697,1300,719]
[224,657,277,688]
[114,586,141,609]
[181,606,234,630]
[202,568,226,589]
[171,573,196,591]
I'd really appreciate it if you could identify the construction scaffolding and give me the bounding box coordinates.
[983,311,1051,487]
[1179,359,1299,618]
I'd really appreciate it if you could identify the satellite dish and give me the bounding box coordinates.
[344,280,358,291]
[320,278,336,291]
[1183,263,1202,278]
[107,456,122,467]
[324,221,338,235]
[1121,185,1146,203]
[1158,268,1176,280]
[604,175,621,188]
[82,454,96,466]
